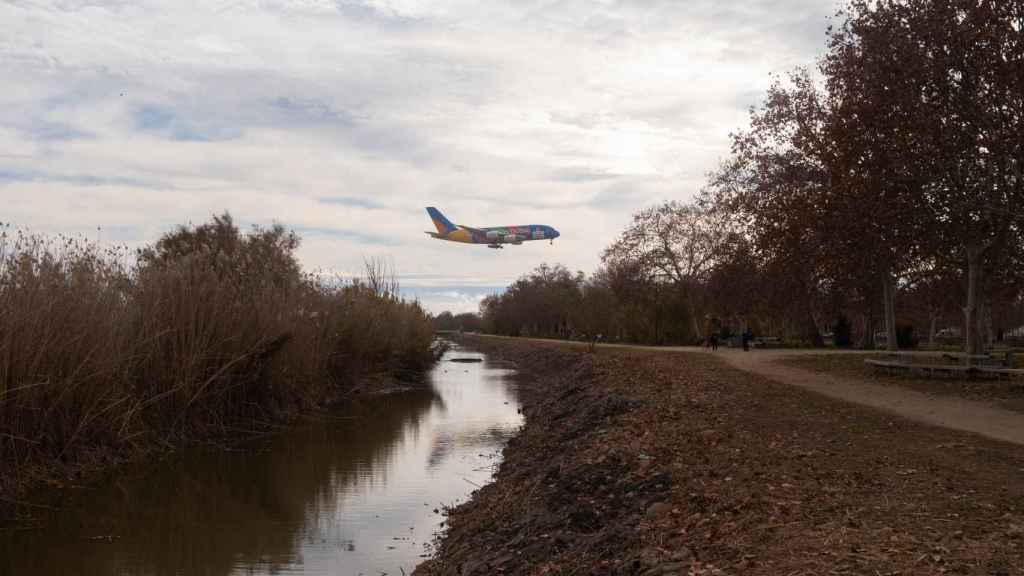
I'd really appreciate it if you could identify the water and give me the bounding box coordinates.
[0,344,521,576]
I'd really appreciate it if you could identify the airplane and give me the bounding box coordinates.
[425,207,560,249]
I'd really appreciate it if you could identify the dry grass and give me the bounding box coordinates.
[0,214,433,499]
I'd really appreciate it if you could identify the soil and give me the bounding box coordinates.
[415,336,1024,576]
[776,354,1024,413]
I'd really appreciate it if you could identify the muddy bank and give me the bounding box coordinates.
[415,336,1024,575]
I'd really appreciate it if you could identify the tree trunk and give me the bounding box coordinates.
[963,243,985,363]
[861,310,876,349]
[928,312,938,349]
[676,281,703,345]
[882,274,898,351]
[804,301,823,347]
[653,301,661,344]
[979,306,987,349]
[690,310,703,346]
[982,301,994,346]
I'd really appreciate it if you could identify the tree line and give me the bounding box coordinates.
[440,1,1024,351]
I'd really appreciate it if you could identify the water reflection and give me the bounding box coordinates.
[0,344,520,576]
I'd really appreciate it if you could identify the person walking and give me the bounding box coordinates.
[742,329,751,351]
[710,332,719,351]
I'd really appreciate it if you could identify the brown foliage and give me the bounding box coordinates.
[0,215,433,497]
[704,1,1024,348]
[470,2,1024,349]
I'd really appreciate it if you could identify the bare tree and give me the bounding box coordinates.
[602,201,725,342]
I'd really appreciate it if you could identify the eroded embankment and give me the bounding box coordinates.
[415,337,1024,576]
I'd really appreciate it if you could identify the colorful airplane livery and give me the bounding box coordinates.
[425,207,560,249]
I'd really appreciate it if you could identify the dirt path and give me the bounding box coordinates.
[703,348,1024,446]
[483,336,1024,446]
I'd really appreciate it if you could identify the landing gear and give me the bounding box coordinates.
[488,244,503,249]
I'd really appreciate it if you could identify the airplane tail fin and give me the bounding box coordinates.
[426,207,457,235]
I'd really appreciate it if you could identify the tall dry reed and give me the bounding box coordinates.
[0,215,433,497]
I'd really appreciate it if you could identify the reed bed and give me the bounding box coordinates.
[0,214,433,499]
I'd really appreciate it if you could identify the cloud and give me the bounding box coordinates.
[270,97,356,127]
[134,105,243,141]
[291,225,399,247]
[401,285,502,315]
[317,196,386,209]
[547,167,620,183]
[27,122,94,142]
[0,168,162,189]
[1,0,835,300]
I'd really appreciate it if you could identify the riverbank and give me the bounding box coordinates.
[415,336,1024,575]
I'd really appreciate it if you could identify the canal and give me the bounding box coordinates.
[1,343,521,576]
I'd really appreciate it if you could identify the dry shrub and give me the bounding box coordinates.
[0,214,433,494]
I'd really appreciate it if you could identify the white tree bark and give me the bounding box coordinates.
[861,311,876,349]
[883,274,898,351]
[928,312,938,349]
[963,243,985,362]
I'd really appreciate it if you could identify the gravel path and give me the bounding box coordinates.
[706,348,1024,446]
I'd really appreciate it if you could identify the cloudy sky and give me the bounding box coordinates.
[1,0,835,313]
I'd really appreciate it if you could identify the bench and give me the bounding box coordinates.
[941,352,1016,368]
[864,359,907,374]
[868,358,974,371]
[975,366,1024,378]
[865,359,1024,379]
[878,351,1012,368]
[880,351,925,358]
[866,359,977,375]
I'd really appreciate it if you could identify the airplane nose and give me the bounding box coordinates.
[552,228,560,238]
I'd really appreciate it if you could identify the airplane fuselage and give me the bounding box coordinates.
[429,224,558,247]
[426,208,560,249]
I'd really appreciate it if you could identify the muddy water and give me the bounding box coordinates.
[0,344,520,576]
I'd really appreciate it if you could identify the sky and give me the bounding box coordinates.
[1,0,837,314]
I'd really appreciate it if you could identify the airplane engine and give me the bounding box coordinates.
[486,230,501,240]
[502,234,522,243]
